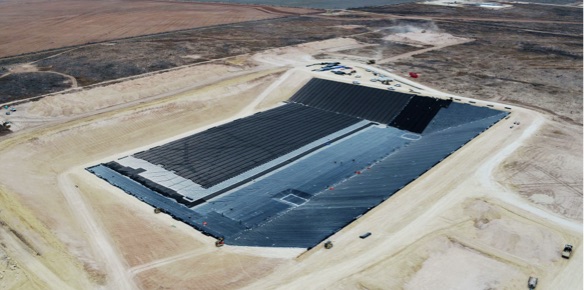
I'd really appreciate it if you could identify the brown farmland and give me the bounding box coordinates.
[0,0,317,58]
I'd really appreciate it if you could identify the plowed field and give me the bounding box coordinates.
[0,0,317,58]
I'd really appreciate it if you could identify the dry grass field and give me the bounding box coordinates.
[0,0,316,58]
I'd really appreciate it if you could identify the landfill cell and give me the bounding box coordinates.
[390,97,452,133]
[289,78,413,124]
[89,79,508,248]
[134,103,361,188]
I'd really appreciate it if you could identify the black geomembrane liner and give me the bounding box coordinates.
[134,103,361,188]
[89,77,509,249]
[289,78,414,124]
[390,97,452,133]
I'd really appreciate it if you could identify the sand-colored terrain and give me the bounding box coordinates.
[0,0,316,58]
[0,17,581,290]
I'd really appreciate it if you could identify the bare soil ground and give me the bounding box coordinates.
[0,2,580,290]
[0,0,316,58]
[0,16,369,100]
[496,120,583,220]
[385,20,583,125]
[314,23,433,61]
[30,17,365,86]
[0,66,288,289]
[318,4,583,125]
[355,3,583,23]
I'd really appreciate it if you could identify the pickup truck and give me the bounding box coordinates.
[562,244,573,259]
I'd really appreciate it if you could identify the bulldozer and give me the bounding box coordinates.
[324,241,333,249]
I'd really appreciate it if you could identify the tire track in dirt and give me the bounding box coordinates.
[128,248,208,277]
[58,172,139,290]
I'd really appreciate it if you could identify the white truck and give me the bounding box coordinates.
[562,244,573,259]
[528,277,538,289]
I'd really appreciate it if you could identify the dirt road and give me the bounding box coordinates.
[58,172,138,289]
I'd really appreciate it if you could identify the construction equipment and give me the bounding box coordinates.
[316,65,351,72]
[306,62,340,67]
[359,232,371,239]
[324,241,333,249]
[562,244,573,259]
[215,237,225,247]
[528,276,538,289]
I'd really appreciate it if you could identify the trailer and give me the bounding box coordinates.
[316,65,346,72]
[306,62,340,67]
